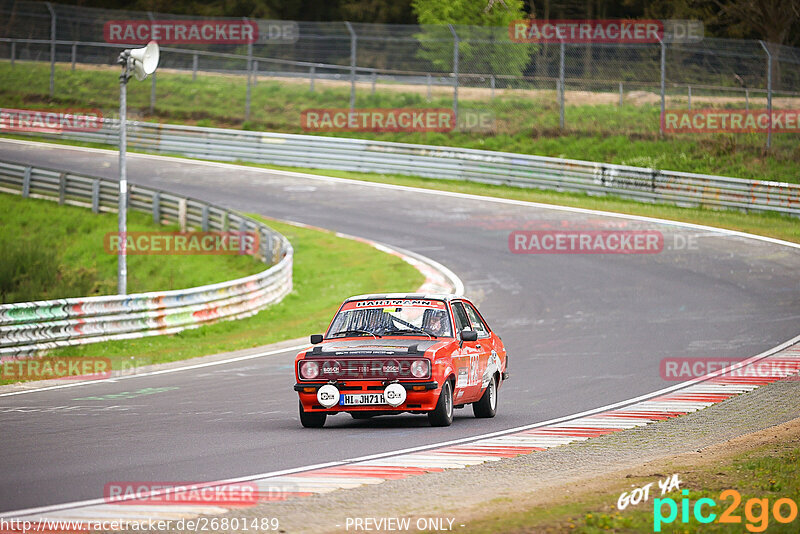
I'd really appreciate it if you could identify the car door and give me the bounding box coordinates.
[451,301,482,403]
[463,302,496,395]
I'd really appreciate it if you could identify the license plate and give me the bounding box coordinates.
[341,393,386,406]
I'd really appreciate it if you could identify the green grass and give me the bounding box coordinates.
[1,216,423,384]
[0,193,263,303]
[1,60,798,182]
[458,443,800,533]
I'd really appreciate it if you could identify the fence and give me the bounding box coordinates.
[0,158,293,357]
[11,119,799,217]
[1,0,799,145]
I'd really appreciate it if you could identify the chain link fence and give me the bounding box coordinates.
[1,0,799,146]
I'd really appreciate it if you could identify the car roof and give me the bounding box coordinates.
[344,293,463,303]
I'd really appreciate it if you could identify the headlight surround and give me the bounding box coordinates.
[410,359,430,378]
[300,360,319,379]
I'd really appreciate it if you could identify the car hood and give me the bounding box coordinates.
[306,338,444,358]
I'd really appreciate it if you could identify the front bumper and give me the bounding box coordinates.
[295,380,440,413]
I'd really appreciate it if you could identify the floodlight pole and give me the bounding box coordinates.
[117,50,132,295]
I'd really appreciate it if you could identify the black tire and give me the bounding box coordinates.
[428,380,454,427]
[473,375,498,418]
[299,400,327,428]
[350,412,374,420]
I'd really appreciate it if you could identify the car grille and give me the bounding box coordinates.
[311,358,427,380]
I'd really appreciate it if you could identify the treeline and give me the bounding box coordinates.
[51,0,799,47]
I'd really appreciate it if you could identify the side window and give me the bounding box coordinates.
[451,302,470,333]
[464,304,489,338]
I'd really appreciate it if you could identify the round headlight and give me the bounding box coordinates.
[300,360,319,379]
[410,360,429,378]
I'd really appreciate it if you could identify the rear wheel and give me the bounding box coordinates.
[473,375,498,418]
[428,380,454,427]
[299,400,327,428]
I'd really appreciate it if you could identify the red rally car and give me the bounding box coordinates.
[293,293,508,427]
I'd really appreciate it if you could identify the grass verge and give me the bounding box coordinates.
[0,192,263,303]
[460,422,800,533]
[1,216,424,385]
[1,60,798,182]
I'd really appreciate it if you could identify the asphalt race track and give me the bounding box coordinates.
[1,139,799,513]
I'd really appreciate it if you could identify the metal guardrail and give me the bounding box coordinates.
[0,159,293,357]
[11,119,800,216]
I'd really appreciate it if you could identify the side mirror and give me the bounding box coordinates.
[460,330,478,342]
[310,334,324,344]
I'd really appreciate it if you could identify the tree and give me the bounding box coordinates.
[411,0,533,77]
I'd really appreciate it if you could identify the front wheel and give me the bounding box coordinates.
[428,380,454,427]
[299,400,327,428]
[473,375,498,418]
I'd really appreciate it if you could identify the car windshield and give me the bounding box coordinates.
[327,299,453,338]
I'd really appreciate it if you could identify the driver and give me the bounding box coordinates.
[424,310,449,336]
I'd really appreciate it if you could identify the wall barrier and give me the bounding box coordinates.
[0,159,293,357]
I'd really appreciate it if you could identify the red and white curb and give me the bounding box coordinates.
[3,341,798,528]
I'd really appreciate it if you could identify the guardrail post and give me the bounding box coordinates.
[490,75,495,100]
[449,24,459,120]
[91,179,100,213]
[192,53,198,81]
[152,192,160,223]
[687,85,691,109]
[58,172,66,204]
[619,81,623,107]
[239,220,248,254]
[559,40,565,129]
[651,169,658,193]
[147,12,157,114]
[426,73,431,102]
[245,23,253,122]
[222,211,229,231]
[745,88,749,111]
[45,2,56,98]
[309,65,315,92]
[10,40,15,67]
[660,38,666,138]
[178,198,187,232]
[253,60,259,86]
[22,166,31,198]
[345,21,357,112]
[759,40,772,149]
[201,205,209,231]
[71,42,77,71]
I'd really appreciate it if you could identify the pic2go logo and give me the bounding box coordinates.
[653,489,798,532]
